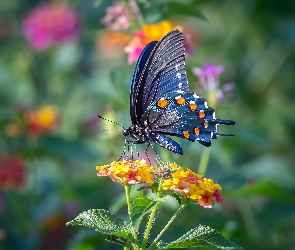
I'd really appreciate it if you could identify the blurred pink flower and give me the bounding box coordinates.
[192,62,235,101]
[21,3,80,51]
[101,1,139,31]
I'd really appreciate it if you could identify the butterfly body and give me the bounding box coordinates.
[123,30,235,155]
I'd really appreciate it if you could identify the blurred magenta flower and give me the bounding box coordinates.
[101,1,139,31]
[192,62,235,101]
[21,3,80,51]
[0,156,26,189]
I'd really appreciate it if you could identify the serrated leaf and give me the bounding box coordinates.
[131,193,159,229]
[223,180,293,201]
[165,2,207,20]
[156,225,242,249]
[66,209,134,243]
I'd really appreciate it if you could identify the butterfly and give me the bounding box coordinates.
[122,30,235,155]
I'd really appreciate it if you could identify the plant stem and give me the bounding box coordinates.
[197,146,211,175]
[147,200,188,250]
[141,179,163,249]
[125,185,138,247]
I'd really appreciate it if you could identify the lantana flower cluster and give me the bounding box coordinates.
[96,160,224,208]
[96,159,155,185]
[125,21,193,64]
[5,105,59,138]
[162,163,224,208]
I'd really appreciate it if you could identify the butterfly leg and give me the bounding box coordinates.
[132,142,140,159]
[149,142,164,165]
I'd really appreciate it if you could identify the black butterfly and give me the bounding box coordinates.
[122,30,235,155]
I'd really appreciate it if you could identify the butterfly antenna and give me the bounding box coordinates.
[98,114,124,128]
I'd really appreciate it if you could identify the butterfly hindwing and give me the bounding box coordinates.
[130,30,189,125]
[141,92,234,147]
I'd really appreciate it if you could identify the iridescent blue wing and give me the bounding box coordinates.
[130,30,189,125]
[141,91,235,150]
[130,41,157,125]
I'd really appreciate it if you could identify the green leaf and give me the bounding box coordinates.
[223,180,294,201]
[131,193,161,229]
[66,209,134,243]
[156,225,242,249]
[165,2,207,20]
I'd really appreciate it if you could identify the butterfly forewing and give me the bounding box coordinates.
[130,41,158,125]
[131,30,189,125]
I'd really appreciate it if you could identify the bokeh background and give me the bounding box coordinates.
[0,0,295,249]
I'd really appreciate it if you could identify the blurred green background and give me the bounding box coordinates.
[0,0,295,249]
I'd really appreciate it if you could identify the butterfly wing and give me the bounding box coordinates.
[141,91,235,149]
[130,30,189,125]
[130,41,157,125]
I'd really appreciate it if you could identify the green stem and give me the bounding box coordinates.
[141,179,163,249]
[121,0,141,32]
[125,185,138,247]
[197,147,211,175]
[147,200,189,250]
[197,89,217,175]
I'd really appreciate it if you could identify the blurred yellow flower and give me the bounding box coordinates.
[162,164,224,208]
[26,105,59,137]
[96,159,155,185]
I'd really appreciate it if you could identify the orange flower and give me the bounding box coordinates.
[125,21,193,64]
[96,160,155,185]
[162,163,224,208]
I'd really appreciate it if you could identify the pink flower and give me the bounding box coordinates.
[192,62,235,101]
[101,1,139,31]
[21,3,80,51]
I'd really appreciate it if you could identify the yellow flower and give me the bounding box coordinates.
[162,163,224,208]
[96,159,155,185]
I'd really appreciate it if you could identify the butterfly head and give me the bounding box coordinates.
[122,128,131,137]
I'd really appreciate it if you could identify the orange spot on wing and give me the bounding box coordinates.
[183,130,190,139]
[203,120,209,128]
[199,110,205,118]
[175,96,186,105]
[194,128,200,135]
[189,101,197,111]
[157,98,168,108]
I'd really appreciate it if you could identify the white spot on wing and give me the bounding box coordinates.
[176,73,181,78]
[204,101,208,108]
[193,93,199,98]
[176,90,184,93]
[178,82,182,88]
